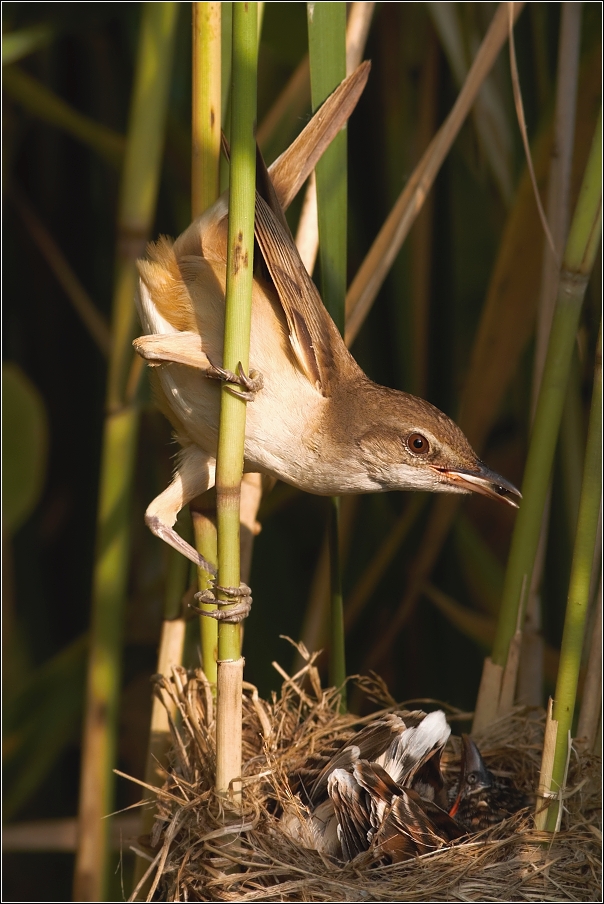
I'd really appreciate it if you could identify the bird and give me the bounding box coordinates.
[448,733,529,832]
[281,712,526,864]
[133,61,521,573]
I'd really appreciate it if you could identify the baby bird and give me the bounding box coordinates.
[448,733,529,832]
[282,709,464,861]
[282,713,527,864]
[134,62,520,571]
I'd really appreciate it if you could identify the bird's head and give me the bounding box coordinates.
[357,388,521,507]
[448,734,493,818]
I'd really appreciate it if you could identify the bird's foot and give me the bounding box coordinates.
[191,582,252,623]
[206,360,263,401]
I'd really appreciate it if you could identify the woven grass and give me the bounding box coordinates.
[128,646,601,902]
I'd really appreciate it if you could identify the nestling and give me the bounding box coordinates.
[281,711,527,863]
[134,64,520,570]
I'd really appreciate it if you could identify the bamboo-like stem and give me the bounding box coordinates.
[576,570,602,750]
[73,5,178,900]
[214,1,257,799]
[490,110,602,672]
[535,697,558,830]
[308,0,347,704]
[294,2,374,275]
[131,548,188,899]
[191,3,222,683]
[531,3,582,413]
[192,493,218,679]
[519,2,582,707]
[192,3,221,218]
[544,323,602,832]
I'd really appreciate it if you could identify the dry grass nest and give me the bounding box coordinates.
[128,645,601,902]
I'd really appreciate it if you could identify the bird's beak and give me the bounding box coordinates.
[435,462,521,509]
[448,734,492,817]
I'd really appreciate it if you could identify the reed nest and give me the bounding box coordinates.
[129,646,601,902]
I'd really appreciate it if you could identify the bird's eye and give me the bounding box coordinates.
[466,772,478,785]
[407,433,430,455]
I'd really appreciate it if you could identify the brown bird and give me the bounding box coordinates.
[448,733,529,832]
[134,62,520,572]
[282,709,465,862]
[283,714,527,863]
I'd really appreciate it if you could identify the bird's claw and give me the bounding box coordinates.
[191,582,252,623]
[206,360,263,401]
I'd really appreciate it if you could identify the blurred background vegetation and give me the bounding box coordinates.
[2,3,601,900]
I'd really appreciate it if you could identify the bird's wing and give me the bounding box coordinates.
[268,61,370,212]
[254,190,344,396]
[382,709,451,787]
[376,788,464,862]
[174,63,370,268]
[307,717,403,804]
[327,769,371,861]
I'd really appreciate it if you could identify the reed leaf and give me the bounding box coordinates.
[307,1,347,703]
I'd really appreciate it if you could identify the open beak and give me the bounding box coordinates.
[435,462,522,509]
[449,734,492,817]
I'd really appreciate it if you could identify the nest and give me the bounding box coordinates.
[129,647,601,902]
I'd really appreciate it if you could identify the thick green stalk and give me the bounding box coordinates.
[545,323,602,831]
[214,0,257,796]
[307,1,347,705]
[491,109,602,670]
[191,2,222,682]
[192,2,222,218]
[216,0,256,654]
[73,5,178,900]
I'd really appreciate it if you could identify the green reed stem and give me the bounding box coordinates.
[545,323,602,831]
[492,108,602,671]
[191,2,223,683]
[307,0,347,707]
[214,0,257,798]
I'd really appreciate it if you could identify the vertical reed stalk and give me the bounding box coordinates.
[481,109,602,726]
[576,571,602,750]
[73,5,178,900]
[131,550,188,898]
[544,323,602,831]
[191,2,222,682]
[214,1,257,798]
[518,1,582,707]
[192,3,222,218]
[307,1,347,704]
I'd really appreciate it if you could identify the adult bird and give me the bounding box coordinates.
[133,62,520,574]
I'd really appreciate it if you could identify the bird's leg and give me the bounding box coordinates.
[190,582,252,623]
[145,444,217,573]
[133,333,263,401]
